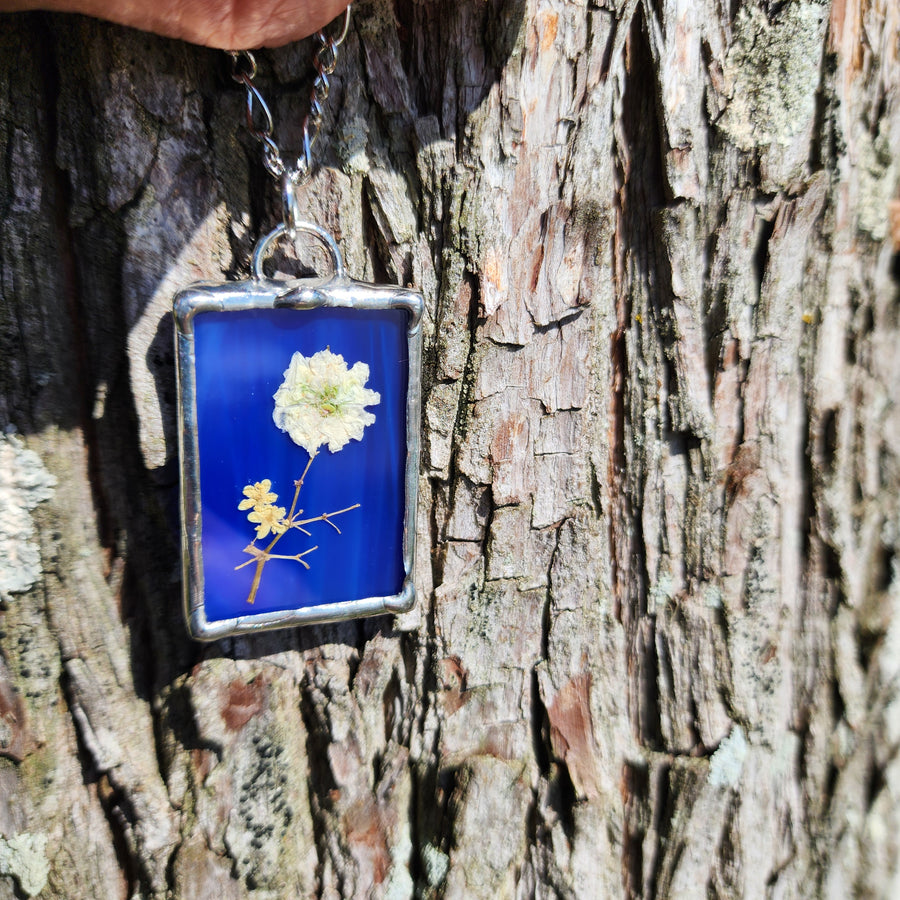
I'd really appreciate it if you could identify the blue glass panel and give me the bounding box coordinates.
[192,306,409,622]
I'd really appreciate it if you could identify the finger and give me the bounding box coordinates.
[190,0,353,49]
[4,0,352,49]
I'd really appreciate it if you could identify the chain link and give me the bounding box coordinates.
[229,6,351,183]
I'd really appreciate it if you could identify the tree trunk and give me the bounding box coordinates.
[1,0,898,897]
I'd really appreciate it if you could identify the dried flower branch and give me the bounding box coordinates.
[235,348,380,604]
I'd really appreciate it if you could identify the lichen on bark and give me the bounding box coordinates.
[0,435,56,601]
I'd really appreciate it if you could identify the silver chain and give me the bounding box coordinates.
[229,7,351,185]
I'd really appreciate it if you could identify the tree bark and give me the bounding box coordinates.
[1,0,898,897]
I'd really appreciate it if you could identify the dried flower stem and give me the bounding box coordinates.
[237,453,359,603]
[242,454,314,603]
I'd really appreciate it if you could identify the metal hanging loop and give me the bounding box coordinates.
[251,222,347,282]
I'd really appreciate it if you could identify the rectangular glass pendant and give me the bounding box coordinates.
[174,230,423,640]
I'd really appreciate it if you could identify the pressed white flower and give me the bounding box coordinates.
[247,503,288,540]
[272,348,380,455]
[238,479,278,512]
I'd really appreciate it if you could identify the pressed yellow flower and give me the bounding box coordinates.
[272,348,380,455]
[238,479,279,511]
[247,503,288,540]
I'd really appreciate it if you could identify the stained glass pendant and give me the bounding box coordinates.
[174,223,422,640]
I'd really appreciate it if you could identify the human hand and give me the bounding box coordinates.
[0,0,352,48]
